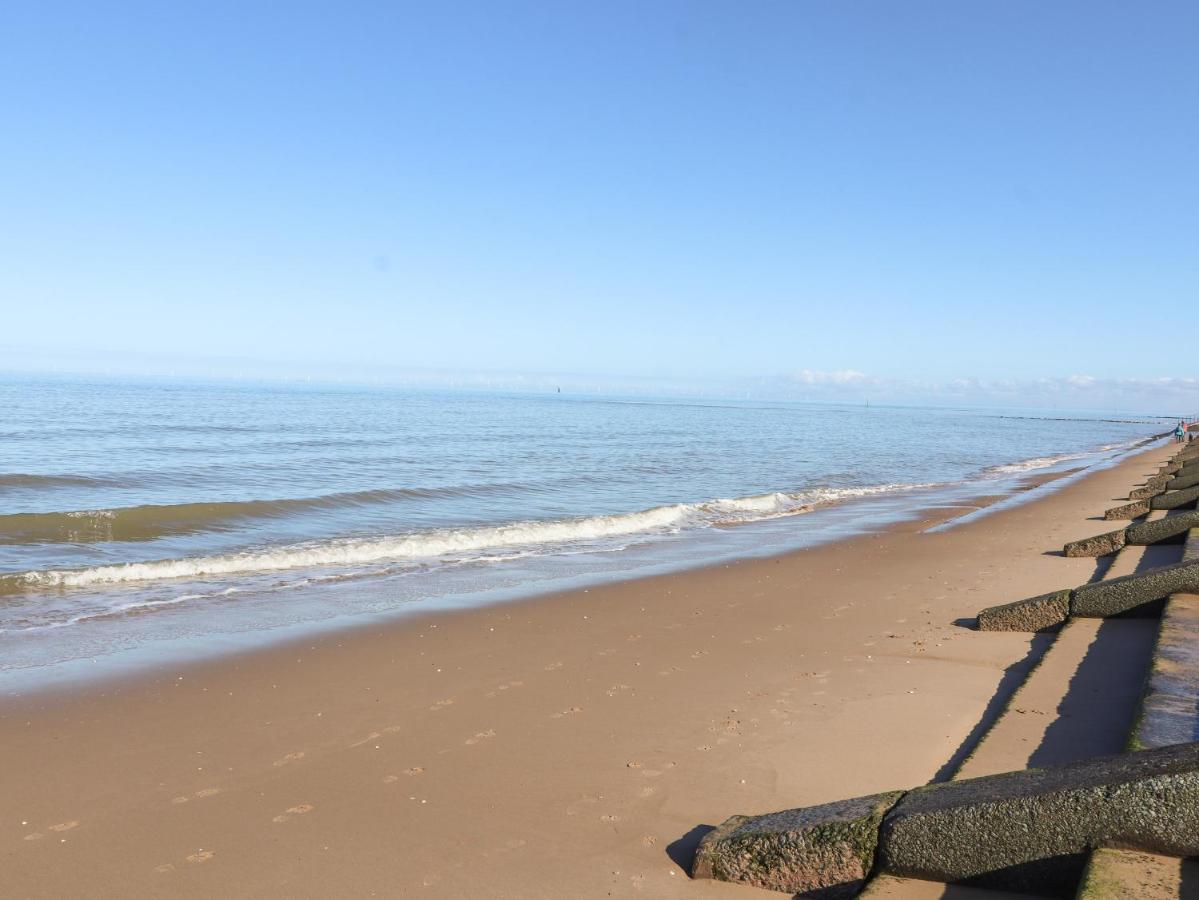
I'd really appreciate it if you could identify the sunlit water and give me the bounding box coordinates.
[0,376,1168,687]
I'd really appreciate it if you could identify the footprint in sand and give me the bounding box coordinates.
[485,681,524,698]
[625,760,670,776]
[429,699,454,711]
[185,849,215,865]
[272,751,305,767]
[403,766,425,776]
[637,786,658,798]
[153,863,175,873]
[544,661,563,671]
[550,706,583,719]
[48,821,78,833]
[350,728,400,747]
[173,787,222,804]
[272,803,315,823]
[640,835,658,848]
[464,729,496,745]
[606,684,632,697]
[599,814,621,823]
[23,832,44,842]
[382,774,400,784]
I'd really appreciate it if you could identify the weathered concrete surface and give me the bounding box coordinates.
[877,742,1199,894]
[1151,484,1199,511]
[1166,469,1199,491]
[1072,558,1199,618]
[1062,529,1127,558]
[1104,499,1150,520]
[1131,594,1199,751]
[1126,510,1199,546]
[1129,485,1166,502]
[691,791,903,896]
[976,591,1070,632]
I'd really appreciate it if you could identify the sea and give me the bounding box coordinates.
[0,375,1169,689]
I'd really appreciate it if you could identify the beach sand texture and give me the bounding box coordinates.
[0,442,1179,899]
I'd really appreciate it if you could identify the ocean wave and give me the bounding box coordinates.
[980,435,1155,477]
[0,473,127,490]
[4,482,927,591]
[0,482,539,544]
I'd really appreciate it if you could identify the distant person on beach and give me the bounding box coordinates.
[1176,422,1187,443]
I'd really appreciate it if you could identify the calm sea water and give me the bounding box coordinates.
[0,376,1167,687]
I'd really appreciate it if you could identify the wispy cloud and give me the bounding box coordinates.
[748,372,1197,414]
[789,369,869,385]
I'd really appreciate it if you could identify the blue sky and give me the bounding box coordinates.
[2,2,1196,407]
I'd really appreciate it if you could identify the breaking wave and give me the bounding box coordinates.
[0,482,543,544]
[4,482,926,591]
[980,435,1156,476]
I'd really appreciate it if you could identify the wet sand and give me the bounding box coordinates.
[0,442,1175,898]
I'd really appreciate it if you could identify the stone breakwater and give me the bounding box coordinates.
[692,437,1199,898]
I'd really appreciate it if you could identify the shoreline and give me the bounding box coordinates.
[0,436,1158,696]
[0,440,1178,898]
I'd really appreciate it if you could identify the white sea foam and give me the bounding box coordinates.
[981,436,1153,477]
[14,483,927,591]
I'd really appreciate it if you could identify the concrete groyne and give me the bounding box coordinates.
[692,437,1199,898]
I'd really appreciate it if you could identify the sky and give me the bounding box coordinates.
[1,2,1196,409]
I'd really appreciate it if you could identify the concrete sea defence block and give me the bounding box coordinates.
[1126,510,1199,546]
[1150,484,1199,510]
[877,742,1199,894]
[1072,558,1199,618]
[976,590,1071,632]
[1062,529,1127,558]
[692,791,904,896]
[1130,594,1199,751]
[1103,499,1150,520]
[1166,469,1199,491]
[1128,483,1166,501]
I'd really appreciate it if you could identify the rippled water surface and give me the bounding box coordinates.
[0,376,1167,685]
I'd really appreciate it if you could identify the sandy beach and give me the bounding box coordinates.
[0,441,1176,899]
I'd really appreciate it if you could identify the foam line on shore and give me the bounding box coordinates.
[4,483,929,592]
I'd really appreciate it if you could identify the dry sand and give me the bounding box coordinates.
[0,442,1176,899]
